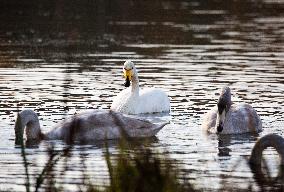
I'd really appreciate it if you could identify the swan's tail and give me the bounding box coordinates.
[126,121,169,138]
[150,122,170,136]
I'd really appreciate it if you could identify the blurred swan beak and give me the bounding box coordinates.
[123,70,132,87]
[123,70,132,81]
[216,110,226,133]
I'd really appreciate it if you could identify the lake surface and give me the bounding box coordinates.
[0,0,283,191]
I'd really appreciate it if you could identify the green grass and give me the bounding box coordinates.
[101,140,196,192]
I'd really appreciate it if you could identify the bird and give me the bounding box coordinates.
[14,109,168,144]
[249,134,284,166]
[249,134,284,187]
[202,86,262,134]
[111,60,170,114]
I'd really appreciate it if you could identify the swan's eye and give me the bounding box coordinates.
[124,67,132,71]
[131,67,133,69]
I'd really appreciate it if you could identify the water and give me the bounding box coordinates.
[0,0,283,191]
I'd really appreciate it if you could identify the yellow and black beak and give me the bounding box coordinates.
[123,69,132,87]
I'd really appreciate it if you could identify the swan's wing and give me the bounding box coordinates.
[46,110,168,141]
[111,88,131,110]
[138,88,170,113]
[228,104,262,133]
[201,108,217,133]
[113,111,168,137]
[77,110,168,139]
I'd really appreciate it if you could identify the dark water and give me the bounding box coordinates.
[0,0,283,191]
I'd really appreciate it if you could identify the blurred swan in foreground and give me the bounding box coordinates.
[202,86,262,134]
[111,60,170,114]
[249,134,284,166]
[14,109,168,144]
[249,134,284,188]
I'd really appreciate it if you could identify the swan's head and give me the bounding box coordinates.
[14,109,42,145]
[216,86,232,133]
[123,60,136,87]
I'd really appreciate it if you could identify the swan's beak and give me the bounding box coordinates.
[124,70,132,80]
[217,122,223,133]
[123,70,132,87]
[124,76,131,87]
[216,110,226,133]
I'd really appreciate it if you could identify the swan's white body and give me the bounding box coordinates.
[202,104,262,134]
[111,60,170,114]
[202,87,262,135]
[111,87,170,114]
[15,109,168,143]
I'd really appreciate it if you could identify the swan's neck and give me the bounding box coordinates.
[249,134,284,167]
[15,110,43,144]
[131,72,139,95]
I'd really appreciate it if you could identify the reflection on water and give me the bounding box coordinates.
[0,0,283,191]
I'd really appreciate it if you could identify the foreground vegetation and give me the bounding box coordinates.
[15,114,197,192]
[18,140,197,192]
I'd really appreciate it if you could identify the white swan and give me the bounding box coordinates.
[14,109,168,144]
[202,86,262,134]
[111,60,170,114]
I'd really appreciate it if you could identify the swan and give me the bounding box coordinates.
[249,134,284,166]
[202,86,262,134]
[14,109,168,144]
[110,60,170,114]
[249,134,284,187]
